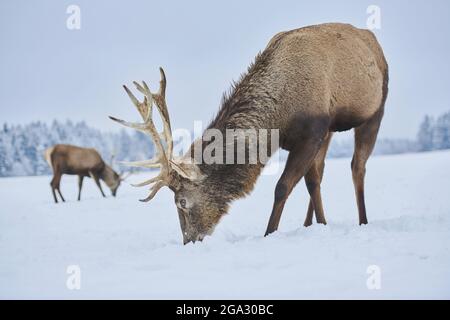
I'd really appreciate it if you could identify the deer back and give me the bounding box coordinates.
[49,144,105,175]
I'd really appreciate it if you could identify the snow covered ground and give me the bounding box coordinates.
[0,150,449,299]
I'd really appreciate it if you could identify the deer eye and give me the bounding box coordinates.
[180,199,187,208]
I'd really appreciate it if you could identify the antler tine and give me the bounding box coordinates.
[110,68,176,203]
[110,113,167,168]
[109,116,148,131]
[123,85,149,121]
[158,67,166,98]
[132,68,173,160]
[139,181,166,202]
[131,174,164,187]
[155,97,173,160]
[114,86,169,171]
[150,68,173,159]
[133,81,148,96]
[119,159,161,168]
[122,84,168,163]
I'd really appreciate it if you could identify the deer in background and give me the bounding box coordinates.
[44,144,124,203]
[111,23,388,244]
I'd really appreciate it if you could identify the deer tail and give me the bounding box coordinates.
[44,146,55,168]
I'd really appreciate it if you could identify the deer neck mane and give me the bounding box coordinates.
[198,109,272,203]
[195,51,278,203]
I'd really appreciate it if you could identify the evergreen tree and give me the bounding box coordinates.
[435,112,450,149]
[417,115,434,151]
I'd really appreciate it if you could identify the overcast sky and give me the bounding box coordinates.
[1,0,449,139]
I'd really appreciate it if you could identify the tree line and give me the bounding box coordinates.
[0,120,153,177]
[0,111,449,177]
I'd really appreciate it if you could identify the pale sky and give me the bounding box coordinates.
[1,0,449,139]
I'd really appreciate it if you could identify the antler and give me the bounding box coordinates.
[119,169,135,181]
[109,67,174,202]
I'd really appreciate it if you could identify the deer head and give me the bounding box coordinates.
[110,68,226,244]
[104,151,134,197]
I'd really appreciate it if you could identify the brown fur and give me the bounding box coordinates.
[45,144,121,203]
[162,23,388,243]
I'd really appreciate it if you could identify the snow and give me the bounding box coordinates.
[0,150,449,299]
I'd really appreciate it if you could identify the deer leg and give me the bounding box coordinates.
[305,164,327,225]
[50,177,58,203]
[352,109,384,225]
[52,174,65,202]
[90,171,106,197]
[304,201,314,227]
[77,175,84,201]
[304,133,332,227]
[57,189,65,202]
[265,120,328,236]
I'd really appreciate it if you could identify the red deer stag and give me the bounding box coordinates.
[111,23,388,244]
[44,144,123,203]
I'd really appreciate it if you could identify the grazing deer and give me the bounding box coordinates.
[111,23,388,244]
[44,144,123,203]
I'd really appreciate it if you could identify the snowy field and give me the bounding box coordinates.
[0,150,449,299]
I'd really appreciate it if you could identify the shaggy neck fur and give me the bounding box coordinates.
[198,51,280,208]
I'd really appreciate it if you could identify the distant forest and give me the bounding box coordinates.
[0,120,154,177]
[0,110,449,177]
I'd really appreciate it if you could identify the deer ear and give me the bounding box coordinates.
[170,159,205,181]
